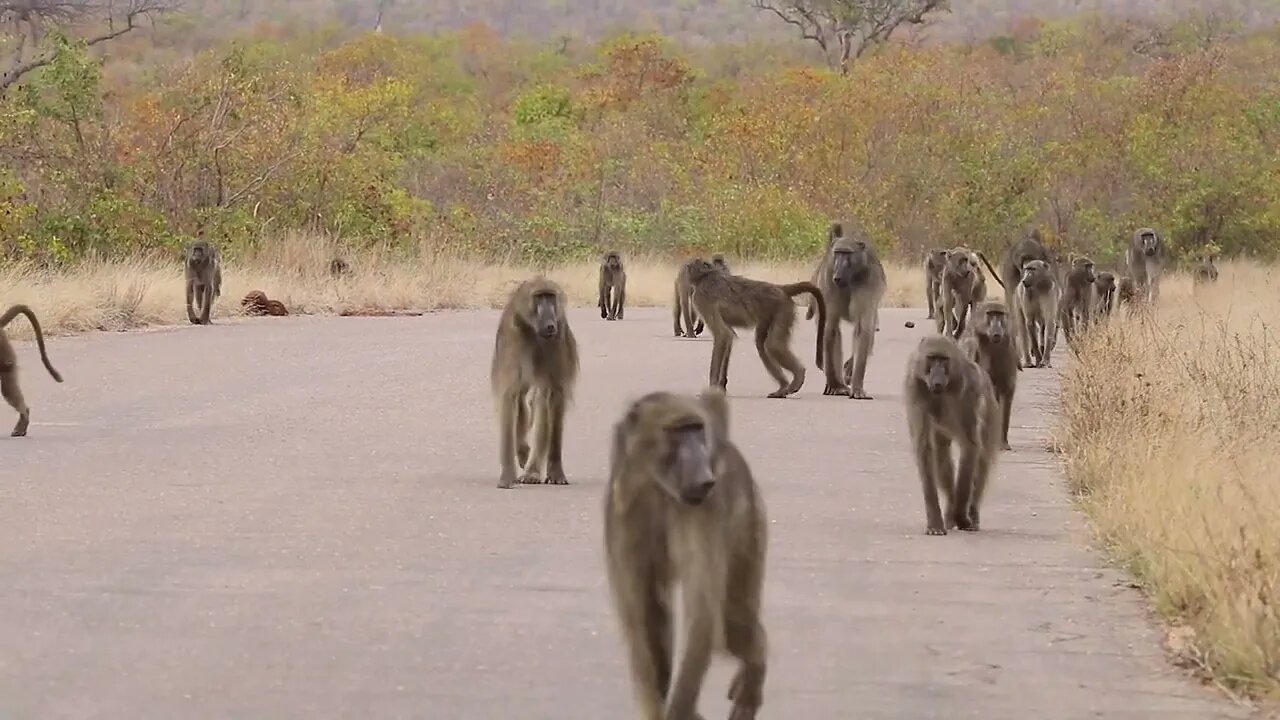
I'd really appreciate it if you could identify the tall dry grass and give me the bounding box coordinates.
[1057,260,1280,700]
[0,233,921,340]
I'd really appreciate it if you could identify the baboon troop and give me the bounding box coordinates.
[1014,259,1058,369]
[1193,254,1219,285]
[604,388,768,720]
[936,247,987,339]
[598,250,627,321]
[184,240,223,325]
[960,301,1018,451]
[1058,255,1096,345]
[241,290,290,317]
[810,223,885,399]
[686,258,826,399]
[904,335,1001,535]
[672,254,729,338]
[490,277,579,489]
[1126,227,1165,303]
[0,305,64,437]
[923,248,948,320]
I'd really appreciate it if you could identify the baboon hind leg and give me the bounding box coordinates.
[542,387,569,485]
[766,327,806,397]
[822,319,848,396]
[614,281,626,320]
[519,390,549,485]
[666,590,717,720]
[725,552,767,720]
[933,432,957,531]
[514,389,531,469]
[185,281,200,324]
[709,331,733,390]
[497,389,523,489]
[200,283,214,324]
[2,367,30,437]
[950,442,981,531]
[754,325,792,399]
[610,564,673,720]
[1000,393,1013,451]
[845,313,876,400]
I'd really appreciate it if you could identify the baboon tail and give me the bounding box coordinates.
[976,252,1005,289]
[783,282,826,367]
[0,304,63,383]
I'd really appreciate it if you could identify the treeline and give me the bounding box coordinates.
[2,14,1279,266]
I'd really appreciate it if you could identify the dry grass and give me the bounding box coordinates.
[1057,260,1280,701]
[0,233,921,340]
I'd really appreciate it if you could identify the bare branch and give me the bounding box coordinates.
[753,0,948,73]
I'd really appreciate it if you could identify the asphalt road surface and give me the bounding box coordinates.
[0,307,1252,719]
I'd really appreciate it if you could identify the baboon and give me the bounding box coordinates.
[1117,276,1138,306]
[1092,271,1117,318]
[937,247,987,339]
[1014,259,1058,369]
[604,388,768,720]
[810,223,885,399]
[672,255,729,338]
[979,228,1050,316]
[184,240,223,325]
[329,257,352,278]
[1193,254,1219,285]
[923,248,948,320]
[960,301,1018,451]
[490,277,579,489]
[1126,227,1165,302]
[0,304,63,437]
[241,290,289,317]
[1058,255,1096,344]
[687,259,826,399]
[598,250,627,321]
[904,335,1001,535]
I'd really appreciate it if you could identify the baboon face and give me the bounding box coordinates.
[920,350,956,395]
[831,239,873,288]
[627,399,718,506]
[980,306,1009,344]
[1020,259,1052,288]
[529,290,562,338]
[1095,271,1116,293]
[927,249,948,273]
[1072,256,1096,283]
[188,243,210,268]
[946,249,976,279]
[603,251,622,270]
[1136,229,1160,257]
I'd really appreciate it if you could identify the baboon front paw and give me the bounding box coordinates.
[823,383,849,396]
[1002,442,1012,451]
[544,469,569,485]
[766,389,790,399]
[497,471,518,490]
[848,388,873,400]
[11,429,26,437]
[926,525,947,536]
[518,473,545,485]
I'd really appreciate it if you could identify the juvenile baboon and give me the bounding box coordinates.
[960,301,1018,451]
[672,255,730,338]
[0,305,64,437]
[1117,276,1138,306]
[491,277,579,489]
[937,247,987,339]
[687,260,826,399]
[1092,271,1117,318]
[1193,254,1219,285]
[980,228,1049,312]
[1014,259,1058,369]
[329,257,352,278]
[1058,255,1096,344]
[184,240,223,325]
[241,290,290,317]
[1126,227,1165,302]
[598,250,627,321]
[810,223,885,399]
[604,388,768,720]
[923,248,948,320]
[904,335,1001,535]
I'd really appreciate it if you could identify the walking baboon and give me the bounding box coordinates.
[937,247,987,339]
[810,223,885,399]
[241,290,289,317]
[604,388,768,720]
[923,248,948,320]
[491,277,579,489]
[672,255,729,338]
[1058,255,1096,344]
[1014,259,1058,369]
[687,260,826,398]
[1126,227,1165,302]
[979,228,1050,313]
[329,257,352,278]
[904,335,1001,535]
[1117,276,1138,306]
[598,250,627,321]
[1092,271,1117,318]
[184,240,223,325]
[1193,254,1219,285]
[960,301,1018,451]
[0,304,63,437]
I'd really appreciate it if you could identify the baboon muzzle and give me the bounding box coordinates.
[675,441,715,505]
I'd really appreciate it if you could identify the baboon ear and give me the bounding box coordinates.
[698,387,729,440]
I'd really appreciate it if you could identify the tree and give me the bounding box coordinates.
[0,0,179,94]
[751,0,948,74]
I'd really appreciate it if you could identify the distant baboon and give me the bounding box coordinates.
[491,277,579,489]
[672,255,729,338]
[1117,276,1138,306]
[604,388,768,720]
[329,257,352,278]
[687,260,826,398]
[937,247,987,339]
[1092,271,1117,318]
[978,228,1050,315]
[810,223,885,399]
[598,250,627,321]
[184,240,223,325]
[1193,254,1219,285]
[241,290,289,317]
[960,301,1018,451]
[0,305,63,437]
[1126,227,1165,302]
[904,335,1001,535]
[923,248,948,320]
[1014,259,1058,369]
[1058,255,1096,344]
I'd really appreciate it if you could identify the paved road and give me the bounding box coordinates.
[0,308,1252,719]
